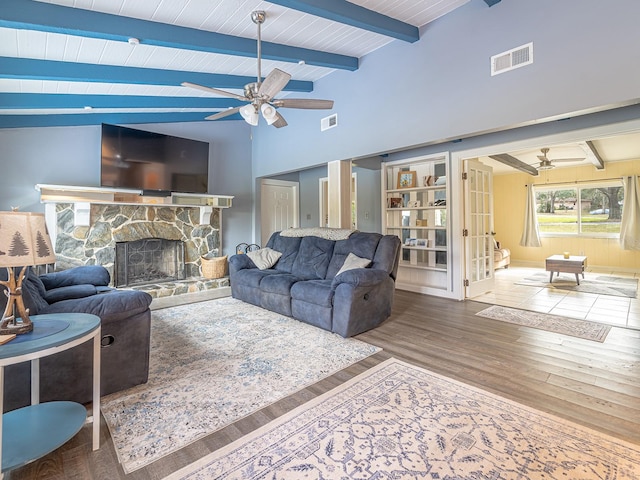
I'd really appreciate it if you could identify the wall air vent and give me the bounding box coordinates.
[491,42,533,76]
[321,113,338,131]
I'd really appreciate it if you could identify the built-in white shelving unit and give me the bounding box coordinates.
[382,153,454,297]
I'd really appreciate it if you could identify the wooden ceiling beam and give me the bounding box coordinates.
[0,0,358,71]
[267,0,419,43]
[579,141,606,169]
[489,154,539,175]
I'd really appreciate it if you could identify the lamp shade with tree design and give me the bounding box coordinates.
[0,211,56,334]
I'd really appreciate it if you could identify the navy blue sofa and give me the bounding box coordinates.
[2,265,152,412]
[229,231,401,337]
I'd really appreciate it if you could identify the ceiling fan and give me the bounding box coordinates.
[535,147,585,170]
[182,11,334,128]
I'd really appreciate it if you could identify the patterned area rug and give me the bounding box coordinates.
[476,305,611,342]
[165,359,640,479]
[101,297,380,473]
[516,272,638,298]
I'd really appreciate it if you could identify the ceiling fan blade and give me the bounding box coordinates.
[273,99,334,109]
[258,68,291,100]
[205,107,241,121]
[272,112,288,128]
[181,82,248,101]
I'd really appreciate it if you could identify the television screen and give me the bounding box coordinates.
[100,124,209,194]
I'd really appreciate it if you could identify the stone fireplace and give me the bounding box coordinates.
[114,238,186,287]
[52,203,221,286]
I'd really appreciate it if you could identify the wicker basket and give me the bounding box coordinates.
[201,255,228,279]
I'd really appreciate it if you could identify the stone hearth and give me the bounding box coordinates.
[53,203,222,289]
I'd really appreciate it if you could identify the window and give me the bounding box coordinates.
[534,181,624,237]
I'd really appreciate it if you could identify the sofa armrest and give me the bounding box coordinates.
[44,284,98,303]
[42,290,152,323]
[331,268,390,289]
[228,254,256,274]
[40,265,111,289]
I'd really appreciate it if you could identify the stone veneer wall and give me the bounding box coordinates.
[54,203,221,284]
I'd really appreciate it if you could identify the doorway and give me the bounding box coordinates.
[319,173,358,229]
[260,179,299,247]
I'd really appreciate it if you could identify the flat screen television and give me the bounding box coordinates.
[100,124,209,194]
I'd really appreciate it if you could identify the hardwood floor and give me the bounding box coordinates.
[7,290,640,479]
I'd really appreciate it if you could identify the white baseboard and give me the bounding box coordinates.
[150,286,232,310]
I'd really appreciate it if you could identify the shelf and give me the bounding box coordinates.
[2,402,86,472]
[386,185,446,193]
[386,226,446,230]
[402,246,447,251]
[386,207,446,211]
[383,154,450,296]
[398,262,447,272]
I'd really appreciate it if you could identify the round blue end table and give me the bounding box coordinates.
[0,313,101,475]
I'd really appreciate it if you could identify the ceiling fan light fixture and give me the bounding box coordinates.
[239,104,259,126]
[261,103,278,125]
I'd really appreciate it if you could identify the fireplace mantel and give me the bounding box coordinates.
[35,184,233,208]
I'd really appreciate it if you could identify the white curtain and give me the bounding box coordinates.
[520,183,541,247]
[619,175,640,250]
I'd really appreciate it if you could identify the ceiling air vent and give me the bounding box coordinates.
[491,42,533,76]
[321,113,338,132]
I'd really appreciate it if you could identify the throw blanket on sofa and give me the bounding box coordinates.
[280,227,356,240]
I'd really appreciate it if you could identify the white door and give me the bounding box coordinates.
[261,179,299,247]
[463,159,495,298]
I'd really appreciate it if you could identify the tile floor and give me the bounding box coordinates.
[471,264,640,330]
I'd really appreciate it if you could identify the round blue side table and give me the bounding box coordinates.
[0,313,101,475]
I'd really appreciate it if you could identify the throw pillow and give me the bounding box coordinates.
[247,247,283,270]
[336,252,371,276]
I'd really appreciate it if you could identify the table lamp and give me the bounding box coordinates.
[0,211,56,334]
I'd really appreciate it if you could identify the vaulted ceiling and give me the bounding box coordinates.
[1,0,503,129]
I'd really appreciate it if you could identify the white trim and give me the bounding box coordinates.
[319,177,328,227]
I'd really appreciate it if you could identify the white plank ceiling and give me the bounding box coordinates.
[0,0,470,121]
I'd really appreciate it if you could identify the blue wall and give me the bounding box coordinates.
[2,0,639,255]
[0,126,100,211]
[251,0,640,177]
[0,121,252,256]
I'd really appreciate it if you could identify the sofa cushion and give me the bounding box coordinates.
[290,279,334,308]
[371,235,402,277]
[260,273,301,296]
[267,234,302,273]
[233,268,276,288]
[40,265,111,289]
[336,253,371,276]
[291,236,335,280]
[246,247,282,270]
[326,232,381,278]
[44,284,98,303]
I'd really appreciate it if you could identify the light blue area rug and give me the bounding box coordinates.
[476,305,611,342]
[166,358,640,480]
[101,297,380,473]
[516,272,638,298]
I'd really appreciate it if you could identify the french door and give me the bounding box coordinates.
[463,159,495,298]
